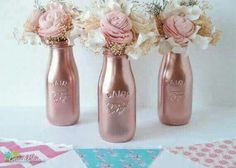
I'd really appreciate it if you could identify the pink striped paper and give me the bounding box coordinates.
[0,139,71,168]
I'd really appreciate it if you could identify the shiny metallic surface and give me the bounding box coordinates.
[158,52,193,125]
[98,50,136,143]
[46,42,79,126]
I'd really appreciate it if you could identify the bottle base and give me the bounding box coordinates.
[160,118,190,126]
[48,117,79,126]
[101,136,134,143]
[99,130,135,143]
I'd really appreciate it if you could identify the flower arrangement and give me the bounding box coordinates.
[146,0,221,55]
[14,0,81,45]
[77,0,157,59]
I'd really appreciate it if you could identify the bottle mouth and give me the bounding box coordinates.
[50,41,73,48]
[103,48,128,58]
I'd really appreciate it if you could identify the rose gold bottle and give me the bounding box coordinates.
[98,50,136,143]
[158,52,193,125]
[46,41,79,126]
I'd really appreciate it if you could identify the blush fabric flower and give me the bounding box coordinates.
[163,15,195,46]
[100,10,133,44]
[38,7,72,38]
[24,9,45,33]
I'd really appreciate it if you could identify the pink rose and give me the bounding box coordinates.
[100,10,133,44]
[163,15,195,46]
[24,9,45,33]
[38,7,72,38]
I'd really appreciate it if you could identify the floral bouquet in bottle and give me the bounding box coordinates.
[77,0,158,142]
[15,0,82,126]
[15,0,81,45]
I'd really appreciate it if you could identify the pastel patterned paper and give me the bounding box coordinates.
[75,149,162,168]
[168,139,236,168]
[0,139,72,168]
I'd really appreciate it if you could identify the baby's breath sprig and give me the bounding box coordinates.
[180,0,199,7]
[145,0,167,37]
[145,0,168,17]
[106,43,127,56]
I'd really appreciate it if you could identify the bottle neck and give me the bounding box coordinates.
[164,52,191,74]
[167,52,190,64]
[101,50,132,80]
[50,42,74,66]
[103,50,130,68]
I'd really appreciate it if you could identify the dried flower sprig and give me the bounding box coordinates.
[146,0,168,17]
[180,0,199,7]
[106,43,127,56]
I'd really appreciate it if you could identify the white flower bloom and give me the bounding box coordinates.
[122,2,133,15]
[92,0,130,17]
[162,1,202,21]
[130,3,155,33]
[106,0,121,9]
[159,40,172,56]
[159,38,187,55]
[126,48,143,60]
[136,32,156,46]
[192,35,211,50]
[66,22,81,45]
[183,5,201,21]
[126,32,157,59]
[162,0,181,19]
[14,28,41,45]
[84,29,105,53]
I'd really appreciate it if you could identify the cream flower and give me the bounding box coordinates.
[92,0,132,18]
[85,30,106,53]
[162,0,181,18]
[159,37,187,55]
[162,1,201,21]
[126,32,157,59]
[24,8,45,33]
[14,28,42,45]
[130,12,155,33]
[129,2,155,33]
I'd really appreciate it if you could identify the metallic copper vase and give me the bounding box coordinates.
[158,52,193,125]
[98,50,136,143]
[46,42,80,126]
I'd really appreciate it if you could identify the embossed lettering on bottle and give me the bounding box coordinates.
[105,90,129,117]
[166,80,185,103]
[49,80,70,104]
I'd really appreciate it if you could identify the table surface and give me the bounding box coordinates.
[0,106,235,168]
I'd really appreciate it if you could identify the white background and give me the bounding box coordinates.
[0,0,235,109]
